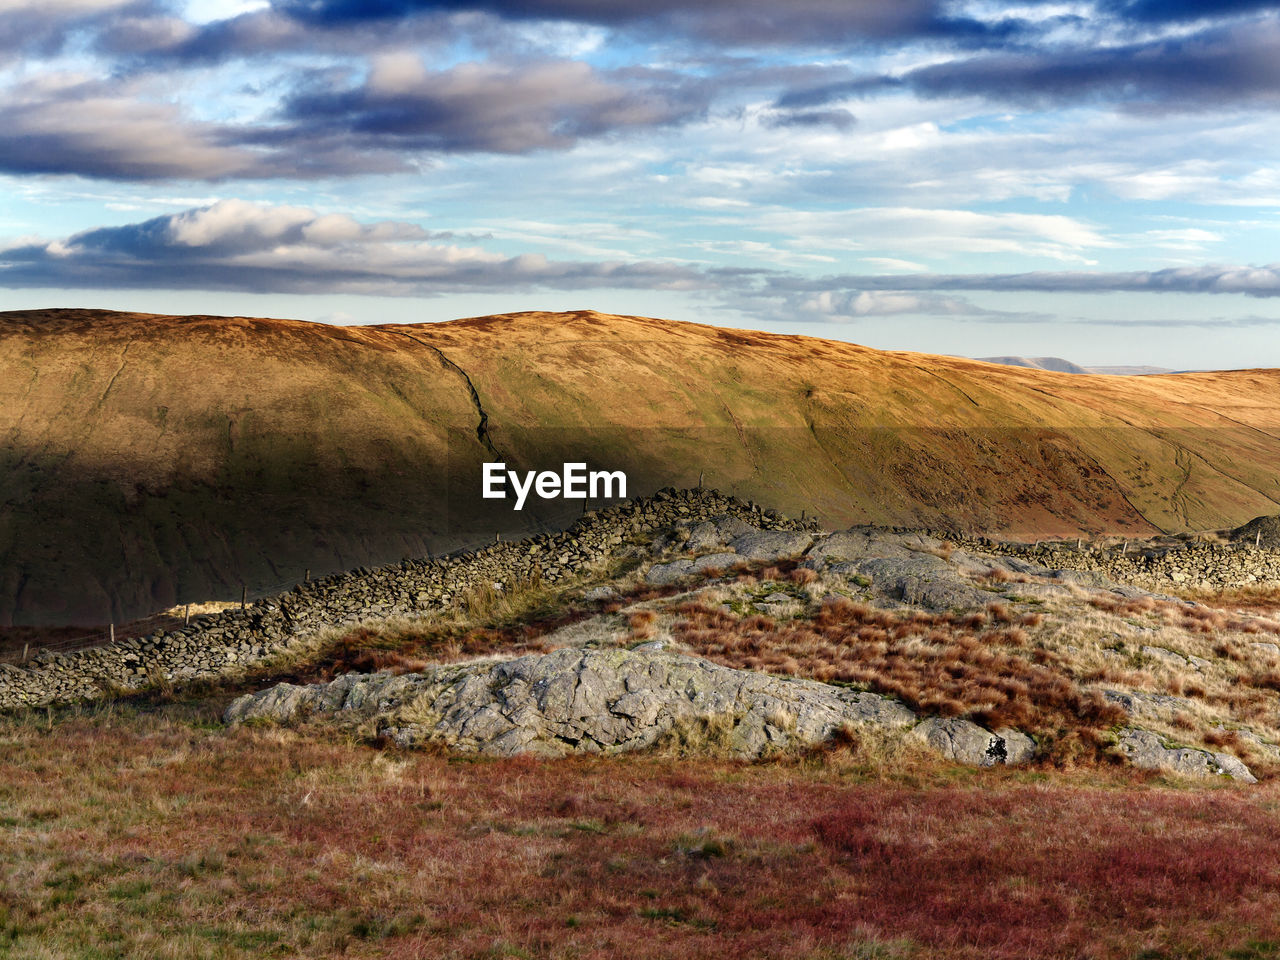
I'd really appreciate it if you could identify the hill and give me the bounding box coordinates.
[3,307,1280,624]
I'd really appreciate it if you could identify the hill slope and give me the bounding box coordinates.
[3,307,1280,624]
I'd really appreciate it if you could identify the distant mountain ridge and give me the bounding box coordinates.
[3,307,1279,625]
[977,356,1176,376]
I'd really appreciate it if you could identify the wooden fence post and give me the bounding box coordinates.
[241,586,247,611]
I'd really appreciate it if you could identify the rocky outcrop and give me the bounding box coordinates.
[0,487,817,711]
[224,645,1038,766]
[1117,728,1257,783]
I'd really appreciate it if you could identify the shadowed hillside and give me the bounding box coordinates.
[3,307,1280,624]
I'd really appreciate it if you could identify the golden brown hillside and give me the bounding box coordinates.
[3,307,1279,624]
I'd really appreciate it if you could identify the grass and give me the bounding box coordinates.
[15,545,1280,956]
[10,702,1280,960]
[669,596,1124,763]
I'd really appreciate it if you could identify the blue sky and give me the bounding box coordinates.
[3,0,1280,368]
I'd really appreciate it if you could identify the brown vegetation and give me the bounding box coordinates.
[671,597,1124,758]
[9,705,1280,959]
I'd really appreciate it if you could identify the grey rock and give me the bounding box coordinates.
[684,516,758,552]
[645,559,694,585]
[226,646,939,761]
[582,585,620,602]
[805,529,916,566]
[1250,642,1280,657]
[727,530,814,562]
[899,575,991,612]
[910,717,1034,766]
[1102,689,1197,722]
[690,552,739,574]
[994,727,1037,765]
[1117,728,1257,783]
[1141,645,1189,668]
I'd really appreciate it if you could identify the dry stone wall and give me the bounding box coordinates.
[954,537,1280,593]
[0,488,817,711]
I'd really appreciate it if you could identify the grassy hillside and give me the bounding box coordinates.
[3,307,1279,624]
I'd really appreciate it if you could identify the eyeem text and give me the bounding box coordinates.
[482,462,627,511]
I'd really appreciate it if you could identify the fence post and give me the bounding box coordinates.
[305,568,311,582]
[109,623,114,644]
[1258,531,1263,550]
[241,586,247,611]
[21,643,28,663]
[184,604,190,625]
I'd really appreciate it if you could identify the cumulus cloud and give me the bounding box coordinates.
[272,0,1012,47]
[782,16,1280,113]
[0,75,270,180]
[273,58,711,154]
[0,58,709,180]
[0,0,152,61]
[0,200,714,294]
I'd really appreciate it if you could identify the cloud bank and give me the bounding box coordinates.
[0,200,712,294]
[7,203,1280,315]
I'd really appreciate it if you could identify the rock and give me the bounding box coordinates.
[684,516,758,551]
[645,559,694,585]
[898,575,991,612]
[995,727,1037,765]
[226,646,922,760]
[727,530,813,562]
[1250,642,1280,657]
[1116,728,1257,783]
[690,552,739,574]
[1102,689,1198,722]
[909,717,1034,766]
[805,529,917,566]
[1140,645,1189,668]
[582,585,619,602]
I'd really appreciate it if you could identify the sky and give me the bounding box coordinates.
[3,1,1280,368]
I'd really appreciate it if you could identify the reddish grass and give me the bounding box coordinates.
[671,598,1125,757]
[1091,593,1280,637]
[10,710,1280,959]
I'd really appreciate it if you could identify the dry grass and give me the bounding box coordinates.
[670,597,1122,762]
[9,704,1280,960]
[1089,593,1280,636]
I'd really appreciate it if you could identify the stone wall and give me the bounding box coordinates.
[955,536,1280,592]
[0,488,816,711]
